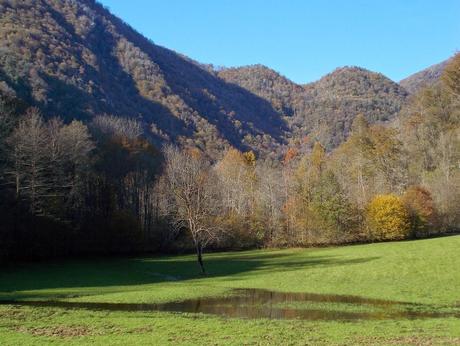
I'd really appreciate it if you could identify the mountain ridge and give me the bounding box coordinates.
[218,64,408,148]
[399,59,449,94]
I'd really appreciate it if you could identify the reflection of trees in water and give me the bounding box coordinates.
[4,288,459,321]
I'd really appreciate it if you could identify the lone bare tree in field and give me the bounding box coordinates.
[161,145,222,274]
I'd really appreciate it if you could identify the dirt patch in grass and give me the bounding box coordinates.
[14,325,94,338]
[351,336,460,345]
[128,326,154,334]
[0,308,28,321]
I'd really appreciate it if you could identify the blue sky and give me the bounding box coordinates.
[99,0,460,84]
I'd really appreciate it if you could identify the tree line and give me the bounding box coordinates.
[0,55,459,269]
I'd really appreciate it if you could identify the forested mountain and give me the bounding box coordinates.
[0,0,288,158]
[295,67,408,148]
[217,65,304,117]
[0,0,414,156]
[400,60,449,94]
[219,65,408,149]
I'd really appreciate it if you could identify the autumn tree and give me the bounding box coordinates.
[366,194,411,241]
[441,52,460,99]
[369,125,407,194]
[332,115,375,210]
[402,186,437,237]
[283,147,298,165]
[310,141,326,178]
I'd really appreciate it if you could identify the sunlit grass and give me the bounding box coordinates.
[1,235,460,345]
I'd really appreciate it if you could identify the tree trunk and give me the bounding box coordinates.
[195,242,206,274]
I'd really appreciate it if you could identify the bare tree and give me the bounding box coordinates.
[256,161,285,243]
[6,108,50,213]
[0,96,16,178]
[92,114,143,140]
[215,148,255,216]
[160,145,222,274]
[56,120,95,212]
[6,109,94,216]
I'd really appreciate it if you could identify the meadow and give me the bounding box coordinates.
[1,235,460,345]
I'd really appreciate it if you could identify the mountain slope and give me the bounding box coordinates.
[219,65,408,149]
[400,60,449,94]
[297,67,408,147]
[0,0,287,158]
[217,65,304,117]
[0,0,411,156]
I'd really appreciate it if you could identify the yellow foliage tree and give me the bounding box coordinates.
[366,194,411,240]
[243,150,256,166]
[310,141,326,177]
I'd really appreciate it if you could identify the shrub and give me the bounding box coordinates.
[366,194,411,241]
[218,213,264,249]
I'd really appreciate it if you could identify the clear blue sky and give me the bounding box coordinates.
[99,0,459,84]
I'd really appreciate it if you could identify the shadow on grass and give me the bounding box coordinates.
[0,251,379,300]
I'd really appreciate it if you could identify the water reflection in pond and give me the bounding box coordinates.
[1,289,459,321]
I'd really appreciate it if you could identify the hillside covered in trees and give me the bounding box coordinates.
[0,0,458,264]
[0,0,288,159]
[0,0,420,157]
[219,66,408,149]
[400,59,449,94]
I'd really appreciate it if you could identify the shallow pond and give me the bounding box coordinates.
[1,289,458,321]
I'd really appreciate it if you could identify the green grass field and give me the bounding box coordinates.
[1,236,460,345]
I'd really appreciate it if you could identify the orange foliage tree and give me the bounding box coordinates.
[402,186,437,236]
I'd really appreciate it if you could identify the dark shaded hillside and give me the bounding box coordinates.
[400,60,448,94]
[0,0,286,158]
[219,65,408,149]
[218,65,304,117]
